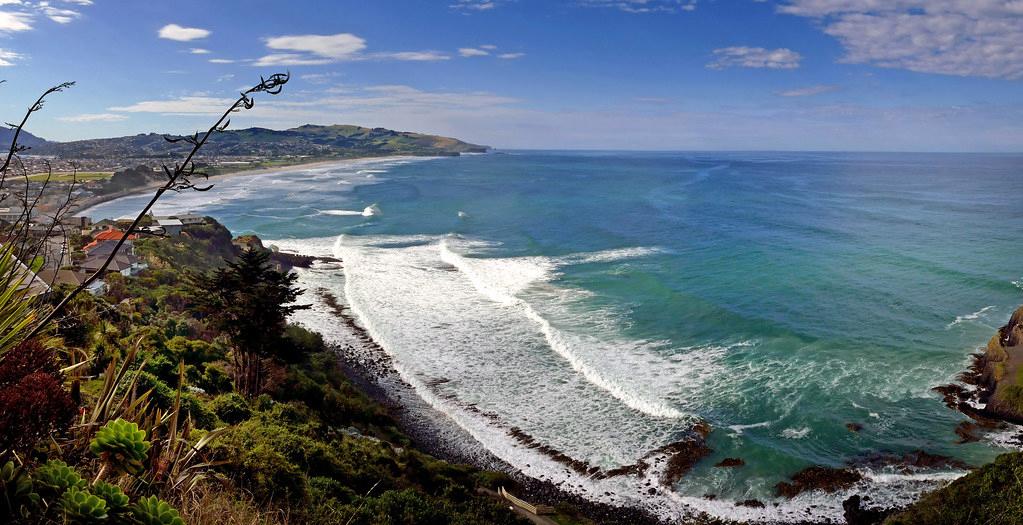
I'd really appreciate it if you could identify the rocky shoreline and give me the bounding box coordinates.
[933,306,1023,438]
[313,288,672,525]
[292,259,1011,525]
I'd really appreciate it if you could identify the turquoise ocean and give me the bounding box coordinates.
[86,151,1023,522]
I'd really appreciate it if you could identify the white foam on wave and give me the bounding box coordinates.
[439,238,692,419]
[946,305,996,329]
[781,427,811,439]
[318,205,380,217]
[319,209,364,216]
[268,232,978,524]
[1014,279,1023,292]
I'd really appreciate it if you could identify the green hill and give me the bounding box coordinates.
[33,124,488,159]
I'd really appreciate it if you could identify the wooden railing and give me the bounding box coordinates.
[498,486,555,515]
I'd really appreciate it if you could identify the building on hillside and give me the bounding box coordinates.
[175,214,206,226]
[155,218,183,236]
[61,216,92,229]
[0,206,25,224]
[80,251,145,277]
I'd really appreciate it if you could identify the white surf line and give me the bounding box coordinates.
[328,234,681,517]
[438,239,685,419]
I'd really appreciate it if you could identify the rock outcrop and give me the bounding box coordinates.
[974,305,1023,422]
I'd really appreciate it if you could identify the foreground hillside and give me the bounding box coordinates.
[1,218,610,525]
[32,124,488,159]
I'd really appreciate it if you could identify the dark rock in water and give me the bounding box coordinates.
[776,466,863,499]
[736,499,765,508]
[714,457,745,468]
[846,422,864,432]
[703,493,716,500]
[842,495,892,525]
[854,450,971,472]
[658,438,713,486]
[954,421,980,443]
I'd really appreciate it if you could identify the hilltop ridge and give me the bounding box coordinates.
[29,124,488,160]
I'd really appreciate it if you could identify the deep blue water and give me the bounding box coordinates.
[86,151,1023,521]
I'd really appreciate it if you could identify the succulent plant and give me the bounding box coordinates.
[91,480,130,515]
[60,486,108,523]
[33,459,86,496]
[0,461,39,518]
[90,418,151,475]
[131,495,185,525]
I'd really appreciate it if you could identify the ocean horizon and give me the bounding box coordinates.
[84,150,1023,522]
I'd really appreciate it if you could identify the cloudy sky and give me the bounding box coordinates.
[1,0,1022,151]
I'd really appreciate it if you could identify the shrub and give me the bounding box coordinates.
[0,340,76,452]
[197,364,233,395]
[210,392,252,424]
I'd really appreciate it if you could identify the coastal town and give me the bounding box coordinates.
[6,204,211,297]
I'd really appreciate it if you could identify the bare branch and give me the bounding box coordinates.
[28,72,290,339]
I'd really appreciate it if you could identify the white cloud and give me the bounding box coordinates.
[383,51,450,61]
[37,1,80,23]
[264,33,366,59]
[480,44,498,50]
[0,10,32,32]
[251,53,333,67]
[777,1,1023,79]
[57,113,128,122]
[498,52,525,59]
[0,48,22,66]
[707,46,802,70]
[459,47,490,57]
[256,33,450,65]
[579,0,697,13]
[158,23,210,42]
[189,48,211,54]
[450,1,497,11]
[208,58,234,64]
[777,84,840,96]
[109,96,233,115]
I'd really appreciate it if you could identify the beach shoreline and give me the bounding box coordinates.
[74,155,423,216]
[293,274,672,525]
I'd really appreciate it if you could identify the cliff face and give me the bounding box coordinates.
[980,306,1023,421]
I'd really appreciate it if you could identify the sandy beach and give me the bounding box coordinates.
[75,156,419,217]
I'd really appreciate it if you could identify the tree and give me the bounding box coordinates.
[189,249,308,397]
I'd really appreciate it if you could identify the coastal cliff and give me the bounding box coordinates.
[977,306,1023,421]
[886,305,1023,524]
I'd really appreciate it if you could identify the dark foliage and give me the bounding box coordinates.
[0,339,76,452]
[189,249,309,397]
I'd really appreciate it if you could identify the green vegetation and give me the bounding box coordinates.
[886,452,1023,524]
[1,217,536,525]
[35,124,487,161]
[27,171,113,182]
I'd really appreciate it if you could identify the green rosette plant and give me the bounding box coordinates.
[1,461,39,518]
[33,460,86,496]
[60,486,108,523]
[91,481,130,516]
[90,418,151,476]
[131,495,185,525]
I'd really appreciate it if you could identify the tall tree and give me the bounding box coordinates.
[189,249,308,397]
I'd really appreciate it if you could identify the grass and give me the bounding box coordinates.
[27,171,113,182]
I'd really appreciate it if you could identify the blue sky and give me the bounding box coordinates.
[1,0,1022,151]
